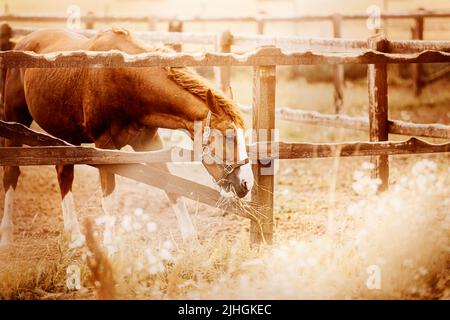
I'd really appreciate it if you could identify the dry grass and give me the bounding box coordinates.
[0,236,90,299]
[84,219,116,300]
[80,160,447,300]
[1,159,441,300]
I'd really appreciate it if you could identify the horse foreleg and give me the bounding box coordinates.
[131,131,198,241]
[56,164,84,248]
[164,184,198,241]
[1,135,26,245]
[95,133,118,255]
[1,165,19,246]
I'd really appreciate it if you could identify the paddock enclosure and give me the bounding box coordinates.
[1,23,449,242]
[0,1,450,299]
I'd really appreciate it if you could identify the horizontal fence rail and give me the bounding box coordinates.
[1,11,450,24]
[1,138,449,166]
[10,27,450,53]
[1,47,449,69]
[237,105,450,139]
[1,121,449,166]
[0,120,253,219]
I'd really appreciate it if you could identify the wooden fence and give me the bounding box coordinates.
[0,38,449,243]
[1,9,450,33]
[4,20,450,112]
[2,7,450,97]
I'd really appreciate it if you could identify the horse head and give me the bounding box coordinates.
[200,90,254,198]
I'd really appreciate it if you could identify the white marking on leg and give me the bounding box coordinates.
[62,191,75,230]
[101,193,117,216]
[168,195,197,241]
[0,187,14,245]
[100,193,117,255]
[62,192,85,248]
[236,129,254,192]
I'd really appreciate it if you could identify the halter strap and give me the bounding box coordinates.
[201,110,250,182]
[202,111,212,145]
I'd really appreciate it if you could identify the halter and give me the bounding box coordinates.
[202,111,250,182]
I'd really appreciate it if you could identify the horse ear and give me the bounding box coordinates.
[206,89,221,115]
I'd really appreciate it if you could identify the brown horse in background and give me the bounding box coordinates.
[0,27,253,247]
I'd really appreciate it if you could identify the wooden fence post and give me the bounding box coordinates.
[412,8,424,96]
[256,18,265,35]
[251,47,276,244]
[215,30,233,96]
[0,22,12,147]
[368,34,389,192]
[147,16,157,31]
[168,20,183,52]
[332,14,344,114]
[85,11,95,30]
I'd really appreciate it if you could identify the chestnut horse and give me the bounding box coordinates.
[0,28,253,247]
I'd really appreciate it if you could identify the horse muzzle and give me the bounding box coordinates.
[219,163,254,198]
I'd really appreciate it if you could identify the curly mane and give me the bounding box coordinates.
[166,67,245,128]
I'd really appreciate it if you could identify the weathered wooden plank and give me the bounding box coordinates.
[240,107,450,139]
[368,35,389,191]
[0,120,69,146]
[1,11,449,24]
[0,48,449,69]
[167,20,183,52]
[0,23,13,148]
[1,137,449,166]
[215,30,232,95]
[99,163,254,220]
[332,14,344,114]
[0,145,176,166]
[0,121,252,219]
[2,119,450,162]
[248,138,450,159]
[251,52,276,244]
[85,11,95,30]
[11,26,450,54]
[412,15,425,96]
[422,65,450,85]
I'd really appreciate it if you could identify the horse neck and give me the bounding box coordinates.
[132,69,214,136]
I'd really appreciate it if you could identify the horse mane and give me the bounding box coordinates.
[167,67,245,128]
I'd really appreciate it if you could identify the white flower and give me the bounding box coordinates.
[146,222,158,233]
[148,262,165,275]
[412,159,437,176]
[160,248,174,261]
[135,261,144,271]
[362,162,375,170]
[121,215,133,232]
[134,208,144,217]
[353,170,365,180]
[163,240,173,250]
[96,215,116,228]
[133,222,143,231]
